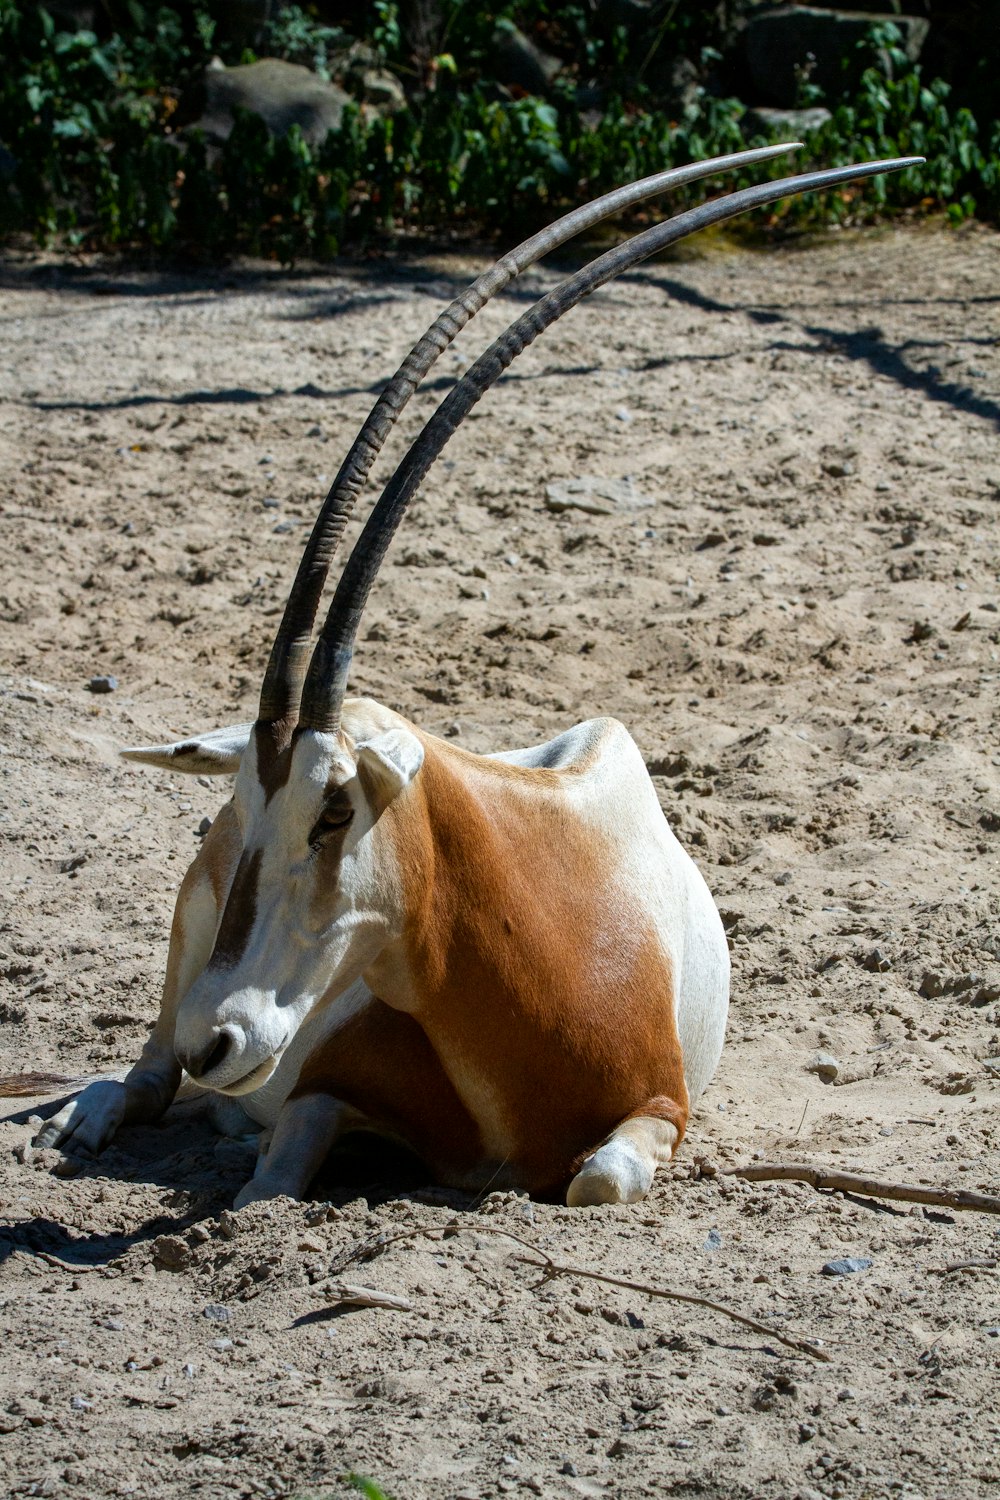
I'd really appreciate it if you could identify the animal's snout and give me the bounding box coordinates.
[177,1026,237,1082]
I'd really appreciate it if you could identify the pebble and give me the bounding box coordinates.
[69,1395,92,1411]
[197,817,212,837]
[87,675,118,694]
[103,1318,124,1331]
[703,1228,723,1251]
[559,1460,578,1477]
[545,476,653,514]
[808,1052,840,1082]
[821,1257,872,1276]
[203,1304,232,1323]
[211,1338,234,1351]
[152,1235,192,1272]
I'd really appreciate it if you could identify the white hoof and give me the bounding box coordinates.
[33,1081,127,1155]
[566,1139,654,1207]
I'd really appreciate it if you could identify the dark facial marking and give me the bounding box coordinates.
[254,718,298,805]
[211,847,263,969]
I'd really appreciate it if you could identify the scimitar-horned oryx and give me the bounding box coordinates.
[21,149,919,1208]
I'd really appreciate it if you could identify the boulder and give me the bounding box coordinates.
[192,58,350,147]
[489,23,562,94]
[744,6,930,107]
[744,103,833,135]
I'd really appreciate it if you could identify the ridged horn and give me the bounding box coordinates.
[298,154,924,733]
[256,143,803,725]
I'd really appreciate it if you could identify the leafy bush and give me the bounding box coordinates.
[1,4,997,259]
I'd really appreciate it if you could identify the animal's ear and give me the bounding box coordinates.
[120,724,253,775]
[355,728,425,805]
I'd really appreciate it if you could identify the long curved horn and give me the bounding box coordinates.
[299,154,924,733]
[257,143,803,724]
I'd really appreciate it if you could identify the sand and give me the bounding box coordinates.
[0,219,998,1499]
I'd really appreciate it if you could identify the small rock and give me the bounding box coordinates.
[808,1051,840,1082]
[798,1422,817,1442]
[821,1257,872,1277]
[152,1234,192,1272]
[696,530,727,550]
[217,1206,239,1242]
[211,1338,234,1351]
[774,870,793,886]
[863,947,892,973]
[297,1233,324,1253]
[306,424,324,439]
[87,675,118,694]
[545,476,653,515]
[559,1460,578,1477]
[919,970,947,999]
[69,1395,92,1411]
[703,1227,723,1252]
[907,620,935,644]
[822,460,855,479]
[103,1318,124,1331]
[202,1304,232,1323]
[197,817,212,837]
[59,853,88,874]
[607,1437,631,1458]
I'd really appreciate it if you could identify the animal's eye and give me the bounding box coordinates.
[319,801,354,830]
[308,795,354,850]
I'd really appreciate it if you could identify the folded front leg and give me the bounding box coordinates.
[233,1093,358,1207]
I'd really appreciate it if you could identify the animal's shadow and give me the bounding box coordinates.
[1,1092,470,1273]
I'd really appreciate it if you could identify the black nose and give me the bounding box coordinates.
[179,1029,232,1081]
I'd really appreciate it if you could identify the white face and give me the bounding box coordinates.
[160,715,424,1095]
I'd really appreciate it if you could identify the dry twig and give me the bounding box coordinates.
[330,1221,831,1363]
[323,1281,413,1311]
[725,1161,1000,1215]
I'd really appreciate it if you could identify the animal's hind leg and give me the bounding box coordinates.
[566,1098,685,1207]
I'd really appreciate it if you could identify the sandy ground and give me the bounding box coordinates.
[0,218,998,1500]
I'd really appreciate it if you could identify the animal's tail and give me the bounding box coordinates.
[0,1070,108,1098]
[0,1069,200,1101]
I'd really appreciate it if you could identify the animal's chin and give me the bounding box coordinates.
[214,1052,280,1097]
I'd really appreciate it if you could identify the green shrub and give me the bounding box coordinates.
[1,4,997,259]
